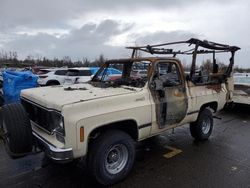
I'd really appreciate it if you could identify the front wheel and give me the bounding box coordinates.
[190,108,213,141]
[1,103,33,158]
[88,130,135,185]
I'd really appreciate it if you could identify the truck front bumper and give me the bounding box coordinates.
[33,132,73,162]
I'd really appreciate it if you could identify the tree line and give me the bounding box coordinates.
[182,59,250,73]
[0,50,249,73]
[0,50,106,68]
[201,59,250,73]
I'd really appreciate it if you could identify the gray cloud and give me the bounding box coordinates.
[0,0,81,30]
[0,0,249,67]
[0,0,235,30]
[65,20,133,45]
[2,20,131,60]
[132,31,199,45]
[2,19,200,61]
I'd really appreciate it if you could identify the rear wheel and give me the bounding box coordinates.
[2,103,33,158]
[190,108,213,141]
[88,130,135,185]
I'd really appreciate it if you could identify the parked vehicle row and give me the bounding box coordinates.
[36,67,122,86]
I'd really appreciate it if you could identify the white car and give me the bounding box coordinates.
[37,68,68,86]
[234,73,250,85]
[233,72,250,105]
[64,67,96,84]
[131,69,148,78]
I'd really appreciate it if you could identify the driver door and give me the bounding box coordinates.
[150,61,188,129]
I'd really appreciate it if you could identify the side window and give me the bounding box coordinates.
[55,70,67,75]
[78,70,92,76]
[107,69,112,75]
[111,69,121,74]
[157,63,181,87]
[90,68,99,75]
[67,70,79,76]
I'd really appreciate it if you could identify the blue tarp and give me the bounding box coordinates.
[3,71,38,104]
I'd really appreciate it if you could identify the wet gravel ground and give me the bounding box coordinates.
[0,104,250,188]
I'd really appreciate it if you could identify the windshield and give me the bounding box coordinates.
[91,61,151,88]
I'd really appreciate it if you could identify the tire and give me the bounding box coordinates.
[223,102,234,112]
[2,103,33,158]
[0,92,4,107]
[88,130,135,185]
[190,108,213,141]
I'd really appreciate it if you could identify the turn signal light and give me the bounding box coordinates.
[80,127,84,142]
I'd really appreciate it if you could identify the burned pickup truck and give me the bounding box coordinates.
[1,38,240,185]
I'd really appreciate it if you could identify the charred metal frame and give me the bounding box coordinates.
[127,38,240,80]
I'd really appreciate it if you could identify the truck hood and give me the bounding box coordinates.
[21,83,140,111]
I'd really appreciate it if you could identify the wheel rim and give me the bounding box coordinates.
[201,116,211,134]
[105,144,129,175]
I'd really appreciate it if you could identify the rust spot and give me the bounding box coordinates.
[206,84,222,92]
[174,89,183,97]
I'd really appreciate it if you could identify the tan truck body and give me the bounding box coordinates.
[21,57,229,159]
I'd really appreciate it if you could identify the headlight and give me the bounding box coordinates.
[51,111,65,136]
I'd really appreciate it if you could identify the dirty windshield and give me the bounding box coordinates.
[91,61,150,88]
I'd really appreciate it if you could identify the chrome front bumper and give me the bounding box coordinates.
[33,132,73,162]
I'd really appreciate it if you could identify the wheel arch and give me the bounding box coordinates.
[87,119,138,152]
[46,80,60,85]
[200,101,218,113]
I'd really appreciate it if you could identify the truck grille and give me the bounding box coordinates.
[21,98,54,133]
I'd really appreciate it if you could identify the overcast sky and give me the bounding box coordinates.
[0,0,249,67]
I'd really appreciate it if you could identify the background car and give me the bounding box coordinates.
[131,69,148,78]
[37,68,68,86]
[64,67,99,84]
[37,67,122,85]
[93,67,122,81]
[234,73,250,85]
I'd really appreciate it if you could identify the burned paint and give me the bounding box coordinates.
[89,38,240,131]
[206,84,222,92]
[149,61,188,128]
